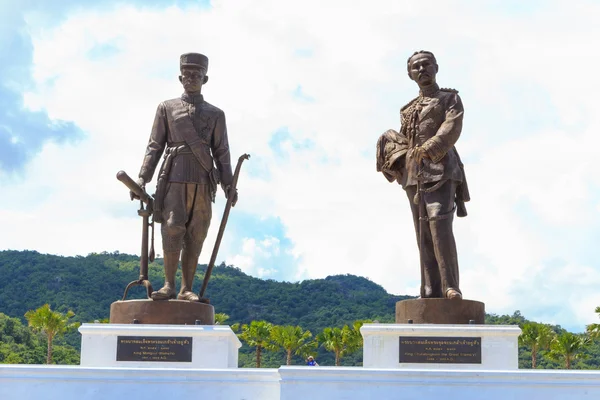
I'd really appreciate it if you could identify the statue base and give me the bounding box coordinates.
[79,323,241,368]
[110,299,215,325]
[395,298,485,324]
[360,323,521,370]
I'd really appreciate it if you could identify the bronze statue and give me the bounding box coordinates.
[377,50,469,300]
[132,52,237,302]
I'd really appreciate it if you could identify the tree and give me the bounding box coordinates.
[214,313,230,325]
[586,306,600,339]
[547,332,591,369]
[349,320,370,349]
[271,325,316,365]
[317,327,345,366]
[234,320,275,368]
[519,322,555,368]
[24,304,79,364]
[316,323,361,366]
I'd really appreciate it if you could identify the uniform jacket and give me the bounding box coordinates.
[139,93,233,186]
[400,84,464,188]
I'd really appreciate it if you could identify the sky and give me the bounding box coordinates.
[1,0,600,332]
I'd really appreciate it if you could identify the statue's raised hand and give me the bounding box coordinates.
[130,177,146,201]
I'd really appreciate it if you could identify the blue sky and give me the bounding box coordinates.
[1,0,600,332]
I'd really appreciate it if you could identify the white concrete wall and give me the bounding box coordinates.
[0,365,280,400]
[279,367,600,400]
[3,365,600,400]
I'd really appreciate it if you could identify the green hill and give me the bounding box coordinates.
[0,250,411,366]
[0,250,408,331]
[2,250,599,369]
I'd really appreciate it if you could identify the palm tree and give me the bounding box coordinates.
[317,322,366,366]
[349,320,370,351]
[235,320,275,368]
[317,327,345,366]
[547,332,591,369]
[271,325,316,365]
[214,313,230,325]
[519,322,555,368]
[24,304,79,364]
[586,306,600,339]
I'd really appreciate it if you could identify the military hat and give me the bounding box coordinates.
[180,53,209,70]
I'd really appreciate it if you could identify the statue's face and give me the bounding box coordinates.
[179,67,206,93]
[408,55,438,86]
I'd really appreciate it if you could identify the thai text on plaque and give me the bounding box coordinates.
[399,336,481,364]
[116,336,193,362]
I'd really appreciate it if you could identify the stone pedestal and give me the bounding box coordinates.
[79,323,241,368]
[361,323,521,370]
[110,299,214,325]
[396,298,485,324]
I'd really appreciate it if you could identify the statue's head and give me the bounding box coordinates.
[407,51,438,87]
[179,53,209,93]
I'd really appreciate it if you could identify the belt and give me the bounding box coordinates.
[165,144,191,156]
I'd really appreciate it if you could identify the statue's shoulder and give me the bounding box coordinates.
[202,101,225,116]
[440,87,459,94]
[437,88,461,106]
[161,98,183,109]
[400,96,419,114]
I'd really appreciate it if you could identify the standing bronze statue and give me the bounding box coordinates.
[132,53,237,302]
[377,50,470,300]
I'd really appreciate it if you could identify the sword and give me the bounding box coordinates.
[116,170,155,300]
[412,150,427,299]
[198,153,250,300]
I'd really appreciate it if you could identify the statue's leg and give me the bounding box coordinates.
[179,184,212,301]
[425,180,461,299]
[152,183,186,300]
[406,186,442,298]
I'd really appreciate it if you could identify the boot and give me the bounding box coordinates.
[178,244,200,302]
[151,251,179,300]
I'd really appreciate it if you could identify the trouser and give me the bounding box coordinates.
[160,183,212,292]
[405,180,460,298]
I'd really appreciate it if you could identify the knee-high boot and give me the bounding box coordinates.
[151,251,179,300]
[178,241,202,301]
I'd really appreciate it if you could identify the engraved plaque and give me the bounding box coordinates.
[116,336,193,362]
[399,336,481,364]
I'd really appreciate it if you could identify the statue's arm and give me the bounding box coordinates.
[212,111,233,186]
[138,102,168,183]
[422,93,464,163]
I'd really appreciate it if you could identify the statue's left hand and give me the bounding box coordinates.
[224,184,239,207]
[408,147,428,164]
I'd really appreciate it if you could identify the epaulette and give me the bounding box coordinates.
[440,88,459,94]
[400,96,419,113]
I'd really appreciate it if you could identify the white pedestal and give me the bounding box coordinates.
[361,323,521,370]
[79,323,241,368]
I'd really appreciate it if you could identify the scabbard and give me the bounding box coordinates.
[153,152,176,224]
[208,168,220,203]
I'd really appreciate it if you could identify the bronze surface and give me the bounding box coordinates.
[126,52,237,305]
[110,299,215,325]
[377,50,470,299]
[395,298,485,324]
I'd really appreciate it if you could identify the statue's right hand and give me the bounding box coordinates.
[130,178,146,201]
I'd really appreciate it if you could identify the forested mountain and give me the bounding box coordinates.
[2,250,600,369]
[0,250,408,333]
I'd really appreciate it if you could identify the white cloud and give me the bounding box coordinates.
[2,0,600,331]
[227,236,281,277]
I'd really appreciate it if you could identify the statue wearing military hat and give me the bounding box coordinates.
[131,52,236,302]
[180,52,209,70]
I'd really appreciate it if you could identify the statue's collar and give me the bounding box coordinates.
[181,92,204,105]
[419,83,439,98]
